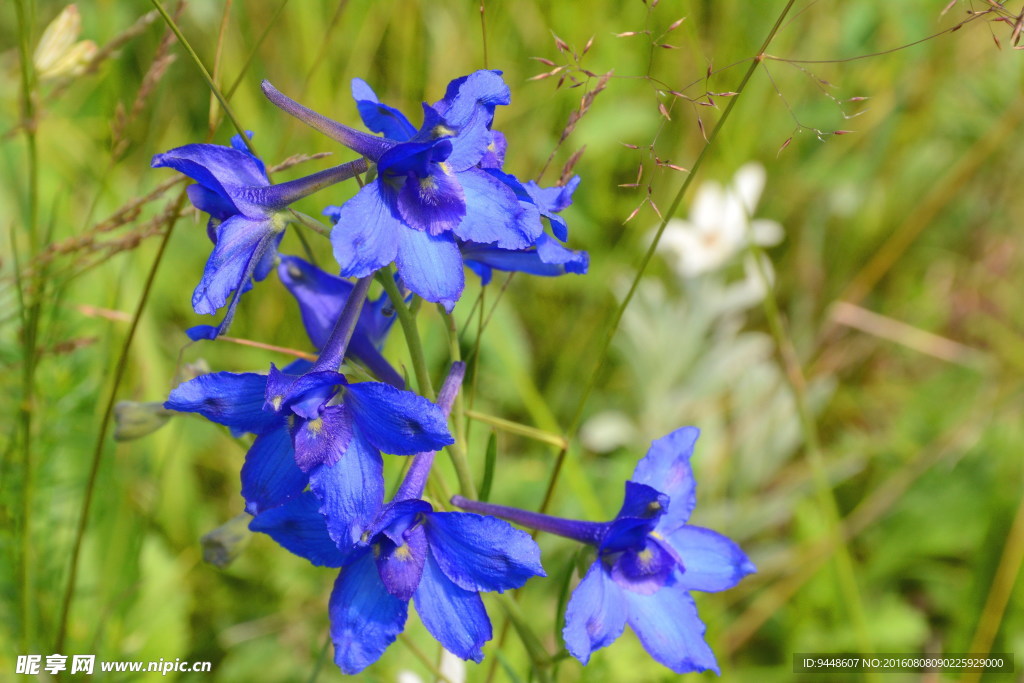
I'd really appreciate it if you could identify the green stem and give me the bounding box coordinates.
[14,0,39,653]
[149,0,253,152]
[749,246,873,654]
[376,269,434,399]
[495,594,551,683]
[439,308,476,498]
[288,209,332,237]
[398,634,458,683]
[535,0,799,518]
[305,631,330,683]
[466,410,567,450]
[55,192,188,652]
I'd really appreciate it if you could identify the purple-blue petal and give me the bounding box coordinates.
[536,233,588,274]
[461,235,588,282]
[433,70,510,130]
[152,143,268,204]
[249,491,346,567]
[666,525,756,593]
[563,563,627,665]
[291,404,354,472]
[478,130,507,170]
[329,550,409,675]
[367,499,433,545]
[308,432,385,552]
[165,371,276,436]
[277,257,402,386]
[277,255,356,348]
[423,511,545,593]
[453,167,542,250]
[621,582,720,674]
[609,539,677,595]
[376,523,427,601]
[351,78,417,141]
[191,214,277,316]
[343,381,453,455]
[394,227,464,310]
[615,481,670,522]
[631,426,700,533]
[330,182,402,278]
[418,103,491,172]
[524,175,581,214]
[413,549,492,662]
[395,162,466,236]
[186,184,236,222]
[240,424,307,515]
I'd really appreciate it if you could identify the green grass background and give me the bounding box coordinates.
[3,0,1023,681]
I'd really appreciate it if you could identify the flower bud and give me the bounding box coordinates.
[113,401,173,441]
[34,5,97,81]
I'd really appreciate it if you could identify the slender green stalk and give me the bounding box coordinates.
[54,191,188,652]
[439,308,476,497]
[149,0,253,152]
[748,246,872,654]
[288,209,332,237]
[963,481,1024,683]
[479,0,489,69]
[376,269,434,399]
[398,634,458,683]
[466,410,567,450]
[305,632,331,683]
[535,0,799,517]
[495,594,551,683]
[14,0,39,652]
[225,0,291,100]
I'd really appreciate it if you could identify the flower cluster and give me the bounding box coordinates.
[150,70,751,677]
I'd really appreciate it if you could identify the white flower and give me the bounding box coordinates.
[396,649,465,683]
[33,5,97,81]
[657,162,783,277]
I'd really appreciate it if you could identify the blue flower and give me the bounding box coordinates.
[351,77,588,287]
[262,72,545,310]
[452,427,755,674]
[249,364,546,674]
[461,173,588,285]
[164,361,452,517]
[277,255,404,388]
[152,134,367,340]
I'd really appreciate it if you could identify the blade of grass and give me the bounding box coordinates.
[149,0,254,153]
[13,0,40,653]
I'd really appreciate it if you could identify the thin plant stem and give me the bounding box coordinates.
[465,410,567,450]
[54,191,188,652]
[149,0,254,153]
[305,631,331,683]
[535,0,799,519]
[398,633,458,683]
[479,0,489,69]
[14,0,39,652]
[377,269,435,399]
[962,483,1024,683]
[439,308,476,497]
[288,209,332,237]
[747,244,872,654]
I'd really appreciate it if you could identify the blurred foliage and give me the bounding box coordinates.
[2,0,1024,681]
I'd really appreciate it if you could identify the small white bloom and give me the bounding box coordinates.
[34,5,97,81]
[396,648,465,683]
[580,409,637,453]
[657,162,783,278]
